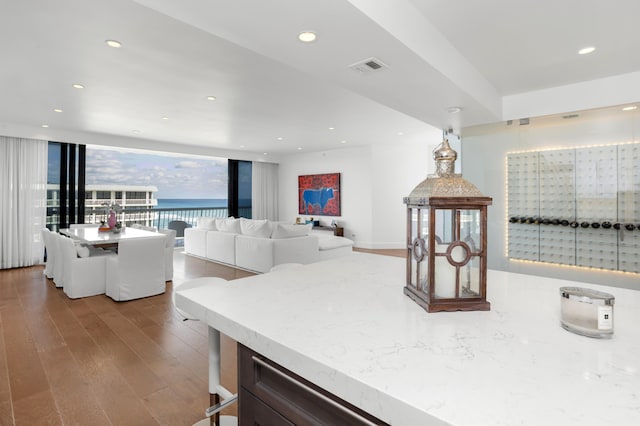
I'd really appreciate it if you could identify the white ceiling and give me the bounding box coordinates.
[1,0,638,160]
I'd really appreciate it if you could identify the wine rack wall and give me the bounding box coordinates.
[507,143,640,273]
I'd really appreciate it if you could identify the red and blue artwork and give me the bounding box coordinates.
[298,173,341,216]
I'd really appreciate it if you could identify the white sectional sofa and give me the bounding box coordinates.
[184,217,354,273]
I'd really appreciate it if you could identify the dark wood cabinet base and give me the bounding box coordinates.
[238,344,388,426]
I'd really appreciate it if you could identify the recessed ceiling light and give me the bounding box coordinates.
[206,96,216,101]
[276,137,284,141]
[72,83,84,89]
[41,124,49,128]
[578,46,596,55]
[340,140,347,144]
[622,105,637,111]
[161,116,169,120]
[447,107,462,114]
[105,40,122,48]
[263,152,268,155]
[297,147,303,150]
[328,127,335,130]
[239,145,245,149]
[397,132,404,136]
[132,129,140,134]
[53,108,63,113]
[298,31,317,43]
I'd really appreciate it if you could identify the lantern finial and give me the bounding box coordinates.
[433,139,457,177]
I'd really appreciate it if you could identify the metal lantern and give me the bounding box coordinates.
[404,139,492,312]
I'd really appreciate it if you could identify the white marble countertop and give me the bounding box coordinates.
[175,253,640,425]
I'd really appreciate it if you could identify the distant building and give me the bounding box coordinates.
[47,184,158,228]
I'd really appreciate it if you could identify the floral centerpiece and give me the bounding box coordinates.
[99,202,122,232]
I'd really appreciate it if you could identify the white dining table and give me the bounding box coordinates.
[60,226,164,247]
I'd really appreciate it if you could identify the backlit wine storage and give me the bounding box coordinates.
[507,143,640,273]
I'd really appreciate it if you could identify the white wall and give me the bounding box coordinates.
[462,105,640,289]
[278,126,442,249]
[369,131,443,248]
[278,146,374,246]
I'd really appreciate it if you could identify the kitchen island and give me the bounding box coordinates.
[175,253,640,425]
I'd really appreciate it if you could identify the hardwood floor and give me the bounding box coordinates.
[0,249,400,425]
[0,251,253,425]
[353,247,406,258]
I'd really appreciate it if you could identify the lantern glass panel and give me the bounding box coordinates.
[460,256,481,298]
[410,208,418,287]
[410,208,419,241]
[419,208,429,292]
[460,209,482,252]
[434,209,454,243]
[408,207,430,291]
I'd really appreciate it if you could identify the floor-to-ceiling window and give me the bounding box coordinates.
[46,142,85,231]
[228,160,252,218]
[49,143,251,229]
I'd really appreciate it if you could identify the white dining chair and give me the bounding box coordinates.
[59,235,115,299]
[41,228,54,279]
[158,229,176,281]
[105,236,166,301]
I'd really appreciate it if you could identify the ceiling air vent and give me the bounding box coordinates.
[348,57,389,75]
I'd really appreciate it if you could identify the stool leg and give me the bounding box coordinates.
[209,327,222,425]
[209,393,220,426]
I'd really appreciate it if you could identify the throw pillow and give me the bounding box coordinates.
[271,223,312,239]
[197,217,218,230]
[240,218,273,238]
[216,217,241,234]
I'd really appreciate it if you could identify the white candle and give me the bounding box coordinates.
[434,244,456,298]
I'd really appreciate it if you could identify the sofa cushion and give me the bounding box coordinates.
[216,217,241,233]
[196,217,218,230]
[206,231,237,265]
[318,236,354,251]
[240,218,273,238]
[184,228,208,257]
[271,223,312,239]
[235,235,274,273]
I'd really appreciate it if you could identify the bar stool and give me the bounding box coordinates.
[173,277,238,426]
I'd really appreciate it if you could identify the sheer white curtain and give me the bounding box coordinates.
[251,161,279,220]
[0,137,48,269]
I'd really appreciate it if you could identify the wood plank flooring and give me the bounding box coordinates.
[0,248,401,425]
[0,251,253,425]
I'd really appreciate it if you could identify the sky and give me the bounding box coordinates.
[84,146,229,199]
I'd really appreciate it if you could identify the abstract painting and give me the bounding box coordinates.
[298,173,341,216]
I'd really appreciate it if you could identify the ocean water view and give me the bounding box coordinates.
[155,198,228,209]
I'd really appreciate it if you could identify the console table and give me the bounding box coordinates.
[312,225,344,236]
[175,253,640,425]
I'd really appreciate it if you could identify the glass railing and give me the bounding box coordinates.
[123,207,230,230]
